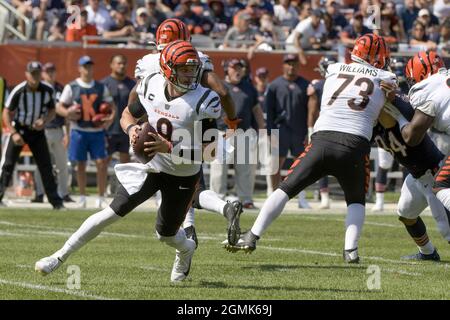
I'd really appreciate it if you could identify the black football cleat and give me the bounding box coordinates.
[62,195,75,203]
[225,230,259,254]
[224,201,243,246]
[401,249,440,261]
[184,225,198,249]
[31,195,44,203]
[343,248,360,264]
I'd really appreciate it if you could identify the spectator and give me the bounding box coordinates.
[416,8,440,43]
[244,0,263,27]
[378,13,399,46]
[176,0,213,34]
[324,0,348,32]
[409,20,437,50]
[400,0,419,34]
[340,11,371,48]
[264,54,315,209]
[101,54,135,164]
[438,18,450,54]
[66,10,99,43]
[381,1,407,42]
[285,9,327,63]
[144,0,167,34]
[0,62,63,209]
[248,12,285,56]
[85,0,115,34]
[134,6,155,41]
[47,19,65,41]
[297,1,312,22]
[57,56,116,209]
[103,4,135,41]
[33,63,74,204]
[209,58,265,209]
[204,0,232,39]
[322,12,339,47]
[274,0,298,33]
[103,0,119,11]
[433,0,450,21]
[224,0,245,18]
[223,11,259,49]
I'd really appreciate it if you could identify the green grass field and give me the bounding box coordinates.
[0,207,449,300]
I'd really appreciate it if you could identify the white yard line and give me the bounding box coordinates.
[0,220,147,239]
[0,279,117,300]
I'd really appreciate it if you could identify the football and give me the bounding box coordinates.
[92,114,105,127]
[132,122,157,163]
[99,102,112,115]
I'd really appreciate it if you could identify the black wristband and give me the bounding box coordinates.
[126,124,136,135]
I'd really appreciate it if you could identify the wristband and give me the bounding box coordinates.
[126,124,136,135]
[397,114,408,130]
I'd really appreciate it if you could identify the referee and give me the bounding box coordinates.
[0,61,63,209]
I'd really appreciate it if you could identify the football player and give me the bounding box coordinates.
[35,41,221,282]
[383,52,450,227]
[134,18,243,247]
[376,95,449,261]
[225,34,397,263]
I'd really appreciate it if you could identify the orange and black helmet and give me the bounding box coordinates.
[351,33,390,70]
[156,19,191,51]
[405,51,445,87]
[160,40,200,92]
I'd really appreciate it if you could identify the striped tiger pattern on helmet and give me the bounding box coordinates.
[160,40,200,92]
[156,18,191,51]
[351,33,390,69]
[405,51,445,87]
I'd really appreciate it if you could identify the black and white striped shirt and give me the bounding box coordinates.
[5,81,55,128]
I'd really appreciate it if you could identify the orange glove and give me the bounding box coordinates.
[224,117,242,130]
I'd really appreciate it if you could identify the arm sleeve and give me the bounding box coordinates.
[129,98,146,118]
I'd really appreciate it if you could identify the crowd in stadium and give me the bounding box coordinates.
[6,0,450,54]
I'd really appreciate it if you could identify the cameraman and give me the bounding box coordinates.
[265,54,316,208]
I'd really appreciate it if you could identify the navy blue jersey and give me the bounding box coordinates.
[373,94,443,178]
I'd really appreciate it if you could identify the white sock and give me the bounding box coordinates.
[199,190,227,215]
[344,203,365,250]
[79,195,86,202]
[429,190,450,241]
[183,207,195,228]
[156,228,193,252]
[251,189,289,237]
[418,241,435,255]
[320,191,329,204]
[375,192,384,206]
[52,207,121,261]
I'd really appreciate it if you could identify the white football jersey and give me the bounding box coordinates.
[314,62,397,140]
[134,50,213,80]
[408,68,450,134]
[136,73,221,176]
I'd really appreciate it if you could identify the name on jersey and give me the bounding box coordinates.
[339,64,379,77]
[154,108,180,120]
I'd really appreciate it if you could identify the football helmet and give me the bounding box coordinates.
[316,56,337,77]
[351,33,390,70]
[405,51,445,87]
[156,18,191,51]
[160,40,201,92]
